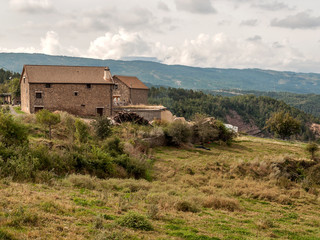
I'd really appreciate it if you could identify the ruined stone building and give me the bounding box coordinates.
[20,65,149,117]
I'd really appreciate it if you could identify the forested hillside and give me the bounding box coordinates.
[148,87,318,141]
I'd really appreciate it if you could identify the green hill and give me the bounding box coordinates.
[1,52,320,93]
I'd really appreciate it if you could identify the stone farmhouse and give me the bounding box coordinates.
[20,65,149,117]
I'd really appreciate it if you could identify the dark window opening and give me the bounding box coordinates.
[34,107,43,112]
[87,84,91,89]
[45,83,51,88]
[23,77,25,84]
[81,104,85,107]
[36,92,42,99]
[96,108,104,116]
[114,84,118,90]
[74,91,78,96]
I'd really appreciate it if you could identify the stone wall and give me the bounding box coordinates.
[113,78,130,105]
[20,73,30,113]
[130,89,149,105]
[29,83,113,116]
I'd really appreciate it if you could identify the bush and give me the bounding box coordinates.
[0,112,28,146]
[75,119,89,143]
[165,121,191,146]
[175,200,200,213]
[305,142,319,160]
[117,211,153,231]
[93,117,112,140]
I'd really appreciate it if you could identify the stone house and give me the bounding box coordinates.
[20,65,115,116]
[20,65,150,117]
[112,75,149,106]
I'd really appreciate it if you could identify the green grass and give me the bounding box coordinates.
[13,106,24,114]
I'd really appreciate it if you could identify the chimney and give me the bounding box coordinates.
[104,67,111,81]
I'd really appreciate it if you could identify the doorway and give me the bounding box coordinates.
[96,108,104,116]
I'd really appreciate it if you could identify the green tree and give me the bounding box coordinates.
[74,119,89,143]
[92,117,112,140]
[36,109,61,140]
[305,142,319,160]
[266,111,301,140]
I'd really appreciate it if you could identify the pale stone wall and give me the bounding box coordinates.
[29,83,113,116]
[20,73,30,113]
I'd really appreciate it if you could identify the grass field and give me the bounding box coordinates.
[0,136,320,240]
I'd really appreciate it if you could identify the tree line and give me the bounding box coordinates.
[148,87,318,141]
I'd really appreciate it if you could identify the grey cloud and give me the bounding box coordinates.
[272,42,284,48]
[175,0,216,14]
[252,1,294,11]
[240,19,258,27]
[9,0,55,14]
[271,12,320,29]
[158,1,170,11]
[247,35,262,42]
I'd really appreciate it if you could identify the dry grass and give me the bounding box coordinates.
[1,136,320,239]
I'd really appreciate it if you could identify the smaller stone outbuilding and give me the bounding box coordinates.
[112,75,149,106]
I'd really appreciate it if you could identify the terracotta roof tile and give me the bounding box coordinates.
[23,65,113,84]
[114,75,148,89]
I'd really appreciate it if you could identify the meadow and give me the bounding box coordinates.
[1,122,320,240]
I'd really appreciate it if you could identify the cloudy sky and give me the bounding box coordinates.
[1,0,320,73]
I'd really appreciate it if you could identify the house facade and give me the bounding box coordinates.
[20,65,114,116]
[112,75,149,106]
[20,65,150,117]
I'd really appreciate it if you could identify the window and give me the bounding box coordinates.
[34,107,43,112]
[86,84,91,89]
[74,91,78,96]
[23,77,25,83]
[114,84,118,90]
[45,83,51,88]
[36,92,42,99]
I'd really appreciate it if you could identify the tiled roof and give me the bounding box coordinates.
[114,75,148,89]
[22,65,113,84]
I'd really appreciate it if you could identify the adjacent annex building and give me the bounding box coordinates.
[20,65,149,117]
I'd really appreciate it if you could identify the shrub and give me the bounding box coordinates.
[75,119,89,143]
[175,200,200,213]
[305,142,319,160]
[93,117,112,140]
[202,196,240,212]
[165,121,191,146]
[117,211,153,231]
[0,112,28,146]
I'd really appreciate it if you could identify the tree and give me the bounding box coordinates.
[74,119,89,143]
[92,117,112,140]
[36,109,61,140]
[266,111,301,140]
[305,142,319,161]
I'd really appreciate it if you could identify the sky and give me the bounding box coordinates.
[1,0,320,73]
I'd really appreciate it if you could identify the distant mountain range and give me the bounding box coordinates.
[1,52,320,94]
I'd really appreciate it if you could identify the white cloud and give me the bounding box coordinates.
[87,29,151,59]
[86,30,316,72]
[174,0,216,14]
[40,31,61,55]
[9,0,54,13]
[271,12,320,29]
